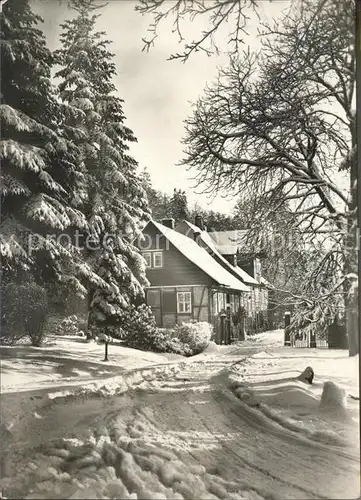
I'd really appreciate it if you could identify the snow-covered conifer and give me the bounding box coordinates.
[55,0,150,336]
[0,0,92,294]
[171,188,189,223]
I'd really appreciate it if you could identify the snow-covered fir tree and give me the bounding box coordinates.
[139,167,173,221]
[0,0,94,296]
[170,188,189,223]
[54,0,151,337]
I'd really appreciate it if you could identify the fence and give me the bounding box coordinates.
[284,313,347,349]
[290,331,328,348]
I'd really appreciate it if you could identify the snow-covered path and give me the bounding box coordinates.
[1,344,359,499]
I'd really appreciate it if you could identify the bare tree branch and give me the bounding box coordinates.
[136,0,258,62]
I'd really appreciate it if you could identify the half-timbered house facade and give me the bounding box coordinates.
[137,217,273,343]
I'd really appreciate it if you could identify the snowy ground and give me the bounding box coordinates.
[1,330,359,499]
[0,330,281,395]
[0,336,183,394]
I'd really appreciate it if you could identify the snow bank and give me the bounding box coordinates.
[225,348,359,448]
[201,341,239,355]
[203,341,221,354]
[1,330,284,394]
[319,381,348,415]
[46,363,187,402]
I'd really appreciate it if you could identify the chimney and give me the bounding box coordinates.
[194,215,204,231]
[161,218,175,229]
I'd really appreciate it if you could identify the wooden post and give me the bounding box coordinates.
[160,288,164,327]
[220,311,226,344]
[191,286,195,321]
[208,289,213,326]
[284,312,291,346]
[174,287,178,325]
[104,341,109,361]
[309,330,317,348]
[226,304,231,344]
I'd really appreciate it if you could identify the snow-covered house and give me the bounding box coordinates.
[206,227,272,324]
[176,219,272,332]
[137,217,272,342]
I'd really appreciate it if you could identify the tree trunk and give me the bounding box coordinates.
[343,196,358,355]
[344,158,359,356]
[86,291,94,340]
[344,2,360,356]
[346,291,358,355]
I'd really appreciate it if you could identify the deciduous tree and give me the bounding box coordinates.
[136,0,260,62]
[181,0,357,354]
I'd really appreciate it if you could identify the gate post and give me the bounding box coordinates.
[220,311,226,344]
[328,318,347,349]
[284,311,291,346]
[226,304,231,344]
[309,330,317,348]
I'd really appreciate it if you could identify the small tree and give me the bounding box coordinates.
[170,188,189,223]
[1,280,48,346]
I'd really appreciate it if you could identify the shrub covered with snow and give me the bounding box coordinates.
[1,282,49,346]
[55,315,82,336]
[125,313,212,357]
[170,322,213,356]
[122,304,165,350]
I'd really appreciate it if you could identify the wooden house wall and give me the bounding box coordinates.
[141,223,213,287]
[140,222,271,337]
[146,285,209,328]
[260,287,269,311]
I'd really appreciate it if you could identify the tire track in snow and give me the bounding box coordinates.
[120,360,359,499]
[1,353,359,499]
[187,392,322,499]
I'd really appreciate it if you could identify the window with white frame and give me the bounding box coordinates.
[142,251,163,268]
[143,252,152,268]
[177,291,192,313]
[153,251,163,268]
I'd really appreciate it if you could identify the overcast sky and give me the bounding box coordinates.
[32,0,289,214]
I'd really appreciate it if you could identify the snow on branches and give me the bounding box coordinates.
[54,0,151,335]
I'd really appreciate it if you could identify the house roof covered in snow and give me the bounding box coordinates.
[149,221,250,292]
[180,221,259,286]
[207,230,251,254]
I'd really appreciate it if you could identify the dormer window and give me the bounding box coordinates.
[142,251,163,269]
